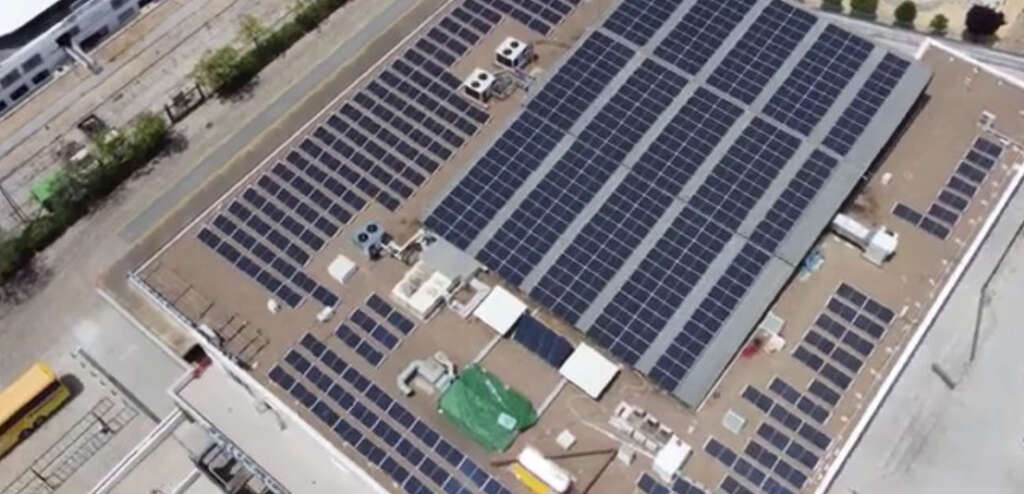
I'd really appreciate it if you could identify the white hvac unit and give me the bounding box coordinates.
[495,37,533,69]
[831,213,898,266]
[463,68,495,103]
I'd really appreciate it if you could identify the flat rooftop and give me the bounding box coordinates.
[129,1,1024,493]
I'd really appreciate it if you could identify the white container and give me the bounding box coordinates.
[517,446,571,493]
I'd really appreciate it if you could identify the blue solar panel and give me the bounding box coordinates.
[824,53,911,154]
[750,150,838,253]
[477,59,686,284]
[511,315,574,368]
[708,0,816,104]
[599,119,799,379]
[653,0,757,74]
[603,0,683,46]
[532,88,743,324]
[764,25,873,135]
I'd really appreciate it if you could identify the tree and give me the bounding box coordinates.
[929,14,949,34]
[191,46,243,91]
[238,14,269,47]
[965,5,1005,37]
[894,1,917,26]
[850,0,878,17]
[821,0,843,13]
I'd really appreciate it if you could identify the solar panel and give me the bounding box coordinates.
[653,0,758,74]
[511,315,574,367]
[708,1,816,104]
[603,0,683,46]
[422,0,925,407]
[477,59,686,284]
[824,54,911,154]
[533,88,743,326]
[765,25,873,135]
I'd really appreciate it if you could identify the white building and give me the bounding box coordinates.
[0,0,154,116]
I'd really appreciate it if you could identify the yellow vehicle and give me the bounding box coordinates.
[0,363,70,458]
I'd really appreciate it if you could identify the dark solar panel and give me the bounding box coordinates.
[708,0,816,104]
[824,54,911,154]
[477,59,686,285]
[603,0,683,46]
[653,0,758,74]
[765,25,873,135]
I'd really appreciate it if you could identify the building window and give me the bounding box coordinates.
[117,8,137,24]
[21,54,43,73]
[1,69,20,89]
[31,70,51,85]
[10,85,29,101]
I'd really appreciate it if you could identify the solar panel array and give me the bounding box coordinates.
[764,25,873,136]
[653,0,758,75]
[792,283,893,399]
[426,0,927,404]
[510,315,574,368]
[636,472,706,494]
[823,54,912,155]
[334,294,416,367]
[893,136,1003,240]
[426,31,634,248]
[476,59,687,285]
[604,0,683,46]
[271,331,514,494]
[707,0,816,104]
[195,0,588,311]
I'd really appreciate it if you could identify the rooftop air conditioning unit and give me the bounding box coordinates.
[463,68,495,103]
[496,37,532,69]
[352,221,385,259]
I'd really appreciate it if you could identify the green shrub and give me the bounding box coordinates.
[894,1,917,27]
[850,0,878,17]
[0,112,168,285]
[822,0,844,13]
[930,14,949,34]
[194,0,350,95]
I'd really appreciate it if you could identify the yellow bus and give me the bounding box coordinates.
[0,363,70,458]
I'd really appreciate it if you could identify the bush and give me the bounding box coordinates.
[894,1,917,26]
[965,5,1005,37]
[930,14,949,34]
[191,46,244,92]
[192,0,349,95]
[0,113,169,284]
[821,0,843,13]
[850,0,878,17]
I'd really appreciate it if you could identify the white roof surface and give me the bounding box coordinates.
[1,1,61,36]
[473,285,526,335]
[559,343,619,399]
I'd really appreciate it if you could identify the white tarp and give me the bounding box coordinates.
[559,343,619,399]
[473,285,526,335]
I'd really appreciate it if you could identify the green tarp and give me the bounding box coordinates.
[436,364,537,452]
[30,170,68,206]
